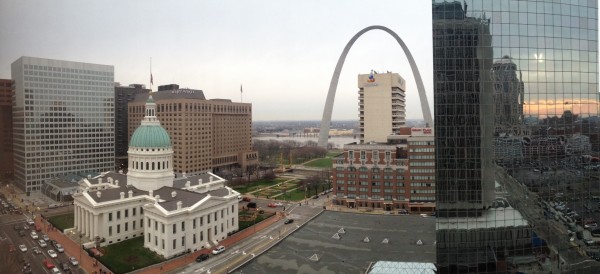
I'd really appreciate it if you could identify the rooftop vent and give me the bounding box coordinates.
[115,180,119,186]
[177,201,182,210]
[198,179,203,184]
[119,192,125,199]
[96,191,101,198]
[182,172,187,178]
[209,176,213,182]
[149,189,153,197]
[87,175,92,179]
[118,170,123,174]
[171,191,177,198]
[128,190,133,198]
[98,178,103,184]
[185,181,191,187]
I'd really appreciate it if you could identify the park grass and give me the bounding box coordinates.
[278,188,308,201]
[238,211,275,231]
[232,178,282,194]
[326,150,343,158]
[97,237,164,274]
[303,158,332,168]
[47,213,74,232]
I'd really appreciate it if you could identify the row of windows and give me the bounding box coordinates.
[108,219,142,236]
[409,141,434,146]
[410,148,435,153]
[410,162,436,166]
[108,207,143,222]
[410,155,435,159]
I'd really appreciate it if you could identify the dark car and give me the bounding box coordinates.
[61,262,71,272]
[247,202,257,208]
[14,224,21,230]
[312,195,319,199]
[195,253,209,262]
[19,230,26,237]
[284,219,294,224]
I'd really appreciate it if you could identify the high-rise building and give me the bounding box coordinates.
[433,1,599,273]
[114,84,150,168]
[332,127,435,212]
[358,71,406,143]
[0,79,13,178]
[128,84,257,175]
[11,57,115,193]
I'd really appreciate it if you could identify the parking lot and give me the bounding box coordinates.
[237,211,436,274]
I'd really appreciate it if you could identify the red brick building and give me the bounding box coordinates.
[0,79,13,178]
[332,127,435,212]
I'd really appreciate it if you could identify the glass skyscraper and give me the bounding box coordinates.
[433,1,598,273]
[12,57,115,193]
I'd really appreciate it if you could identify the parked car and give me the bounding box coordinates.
[30,231,38,239]
[242,197,251,202]
[284,219,294,224]
[19,244,27,252]
[51,267,61,274]
[55,243,64,253]
[212,245,226,255]
[42,234,50,241]
[44,259,55,269]
[14,224,21,230]
[267,203,277,208]
[195,253,209,262]
[60,262,70,272]
[26,218,34,225]
[247,202,257,208]
[32,247,42,255]
[38,239,47,248]
[19,230,26,237]
[48,249,58,258]
[68,257,79,266]
[274,202,284,207]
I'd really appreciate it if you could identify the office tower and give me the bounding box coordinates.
[359,71,406,143]
[332,127,435,212]
[128,84,257,175]
[114,84,150,168]
[0,79,13,178]
[11,57,115,193]
[433,1,599,273]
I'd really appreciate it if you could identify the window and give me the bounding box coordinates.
[125,222,128,231]
[193,219,196,229]
[109,226,112,236]
[173,239,176,249]
[162,224,165,233]
[133,208,136,216]
[133,221,136,230]
[200,231,203,241]
[181,236,185,246]
[108,213,112,222]
[125,209,128,218]
[173,224,176,234]
[117,224,120,233]
[117,211,121,219]
[200,216,203,225]
[214,212,217,221]
[193,234,197,244]
[182,221,185,231]
[155,221,158,231]
[148,233,151,242]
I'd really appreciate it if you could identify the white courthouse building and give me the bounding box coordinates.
[71,95,240,258]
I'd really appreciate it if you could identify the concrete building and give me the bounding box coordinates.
[0,79,13,178]
[11,57,115,193]
[332,127,435,212]
[358,71,406,143]
[128,84,257,175]
[72,96,239,258]
[114,84,149,169]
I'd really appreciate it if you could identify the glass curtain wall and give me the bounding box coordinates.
[433,1,599,273]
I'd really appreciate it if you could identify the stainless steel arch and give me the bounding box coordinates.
[318,25,433,148]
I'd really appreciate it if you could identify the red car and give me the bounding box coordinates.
[267,203,276,208]
[44,259,55,269]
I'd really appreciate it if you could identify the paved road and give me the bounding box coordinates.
[170,202,324,274]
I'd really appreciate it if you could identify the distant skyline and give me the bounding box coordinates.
[0,0,435,121]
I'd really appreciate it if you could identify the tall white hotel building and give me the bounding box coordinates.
[11,57,115,193]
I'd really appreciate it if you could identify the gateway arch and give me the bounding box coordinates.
[318,25,433,148]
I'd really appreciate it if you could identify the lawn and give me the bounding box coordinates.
[97,237,164,274]
[238,211,275,231]
[47,213,74,232]
[303,158,332,168]
[326,150,343,158]
[278,188,308,201]
[232,178,287,194]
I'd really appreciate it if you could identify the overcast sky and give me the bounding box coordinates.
[1,0,432,121]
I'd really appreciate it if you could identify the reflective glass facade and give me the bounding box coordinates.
[433,1,599,273]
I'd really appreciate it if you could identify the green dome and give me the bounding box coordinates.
[129,125,172,148]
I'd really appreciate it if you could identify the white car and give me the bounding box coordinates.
[19,244,27,252]
[69,256,79,266]
[32,247,42,254]
[55,243,64,253]
[38,239,47,248]
[42,234,50,241]
[212,245,226,255]
[30,231,38,239]
[51,267,61,274]
[274,202,284,207]
[48,249,58,258]
[26,218,35,225]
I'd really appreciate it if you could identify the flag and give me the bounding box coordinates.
[240,85,243,93]
[150,73,154,85]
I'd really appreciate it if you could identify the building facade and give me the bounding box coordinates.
[358,71,406,143]
[433,1,599,273]
[72,96,239,258]
[332,127,435,212]
[114,84,149,168]
[128,84,257,175]
[0,79,13,178]
[11,57,115,192]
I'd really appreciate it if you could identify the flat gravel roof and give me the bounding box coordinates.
[239,211,436,274]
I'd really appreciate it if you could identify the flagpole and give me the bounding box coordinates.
[240,84,243,103]
[150,57,153,91]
